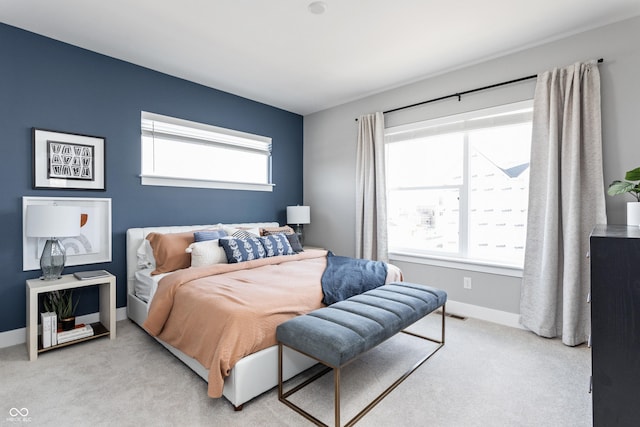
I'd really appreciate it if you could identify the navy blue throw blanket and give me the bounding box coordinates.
[321,251,388,305]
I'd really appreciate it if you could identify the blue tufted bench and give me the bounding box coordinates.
[277,282,447,427]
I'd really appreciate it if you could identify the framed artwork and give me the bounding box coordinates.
[22,197,112,271]
[32,128,106,190]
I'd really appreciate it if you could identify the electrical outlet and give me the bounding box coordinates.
[463,277,472,290]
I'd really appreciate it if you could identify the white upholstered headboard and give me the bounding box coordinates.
[125,222,279,297]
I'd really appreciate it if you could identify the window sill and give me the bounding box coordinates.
[389,251,523,278]
[140,175,274,192]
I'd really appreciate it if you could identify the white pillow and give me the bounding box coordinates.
[186,239,228,267]
[136,239,156,269]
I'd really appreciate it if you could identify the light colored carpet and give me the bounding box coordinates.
[0,315,591,426]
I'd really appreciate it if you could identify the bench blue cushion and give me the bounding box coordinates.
[276,282,447,368]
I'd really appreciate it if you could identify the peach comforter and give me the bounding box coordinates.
[143,250,330,397]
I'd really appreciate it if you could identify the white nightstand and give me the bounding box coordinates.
[26,272,116,361]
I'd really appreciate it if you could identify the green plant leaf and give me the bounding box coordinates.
[44,289,79,319]
[608,180,635,196]
[625,167,640,181]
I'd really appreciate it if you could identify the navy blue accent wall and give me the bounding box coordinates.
[0,24,304,333]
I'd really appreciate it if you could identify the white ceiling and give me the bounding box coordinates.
[2,0,640,115]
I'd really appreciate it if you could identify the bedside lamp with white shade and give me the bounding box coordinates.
[26,205,81,280]
[287,205,310,246]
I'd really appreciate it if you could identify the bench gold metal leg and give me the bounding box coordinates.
[278,304,446,427]
[334,368,341,427]
[279,343,332,426]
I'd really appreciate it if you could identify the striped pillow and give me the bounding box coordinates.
[260,225,295,236]
[223,226,261,239]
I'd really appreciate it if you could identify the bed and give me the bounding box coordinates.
[126,222,402,409]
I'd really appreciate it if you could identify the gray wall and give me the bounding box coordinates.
[303,16,640,315]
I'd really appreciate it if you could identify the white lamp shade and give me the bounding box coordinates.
[26,205,81,238]
[287,205,310,224]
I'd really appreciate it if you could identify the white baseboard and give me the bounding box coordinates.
[1,302,522,349]
[445,300,525,330]
[0,307,128,350]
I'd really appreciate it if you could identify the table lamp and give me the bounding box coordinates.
[26,205,81,280]
[287,205,310,246]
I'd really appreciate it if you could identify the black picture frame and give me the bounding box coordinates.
[32,128,106,190]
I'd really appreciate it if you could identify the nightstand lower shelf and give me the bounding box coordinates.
[26,272,116,361]
[38,322,110,354]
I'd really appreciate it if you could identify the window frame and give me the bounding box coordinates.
[384,100,533,275]
[140,111,274,192]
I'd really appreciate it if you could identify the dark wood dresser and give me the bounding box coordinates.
[590,224,640,426]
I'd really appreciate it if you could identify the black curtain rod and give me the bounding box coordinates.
[356,58,603,120]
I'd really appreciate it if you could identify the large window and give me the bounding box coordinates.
[141,112,273,191]
[385,101,533,269]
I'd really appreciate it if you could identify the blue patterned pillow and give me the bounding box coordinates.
[260,234,295,257]
[194,229,228,242]
[218,237,266,263]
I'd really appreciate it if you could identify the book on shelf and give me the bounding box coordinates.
[57,322,86,333]
[57,324,94,344]
[57,323,91,337]
[51,313,57,346]
[41,312,52,348]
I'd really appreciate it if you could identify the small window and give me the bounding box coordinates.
[141,112,273,191]
[385,100,533,269]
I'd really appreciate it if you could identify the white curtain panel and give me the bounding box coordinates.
[355,112,388,262]
[520,61,607,346]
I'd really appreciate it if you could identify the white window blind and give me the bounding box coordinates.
[141,111,273,191]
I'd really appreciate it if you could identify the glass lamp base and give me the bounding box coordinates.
[40,238,67,281]
[294,224,305,246]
